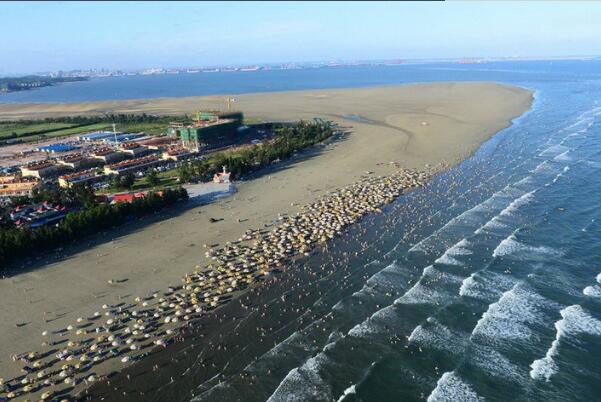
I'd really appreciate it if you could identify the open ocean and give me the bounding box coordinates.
[26,60,601,402]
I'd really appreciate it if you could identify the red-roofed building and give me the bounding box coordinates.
[112,192,147,204]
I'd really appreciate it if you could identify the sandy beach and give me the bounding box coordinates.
[0,82,532,398]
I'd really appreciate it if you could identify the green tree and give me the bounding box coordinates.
[121,173,136,190]
[177,163,192,183]
[146,169,160,187]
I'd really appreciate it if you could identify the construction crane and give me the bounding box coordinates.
[225,97,236,112]
[112,123,118,149]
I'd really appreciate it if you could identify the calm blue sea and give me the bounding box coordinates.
[28,60,601,402]
[1,60,599,104]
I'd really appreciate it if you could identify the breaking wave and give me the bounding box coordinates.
[492,233,560,260]
[427,371,484,402]
[530,305,601,382]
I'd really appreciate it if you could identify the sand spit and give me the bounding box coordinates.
[0,83,533,400]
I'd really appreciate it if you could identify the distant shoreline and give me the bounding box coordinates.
[0,60,542,105]
[0,76,88,95]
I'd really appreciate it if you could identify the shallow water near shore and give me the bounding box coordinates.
[84,62,601,402]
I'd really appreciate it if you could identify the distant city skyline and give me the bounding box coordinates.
[2,1,601,75]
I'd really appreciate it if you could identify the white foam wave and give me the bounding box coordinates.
[499,190,535,217]
[597,273,601,284]
[427,371,484,402]
[435,254,463,266]
[475,216,508,234]
[530,160,555,174]
[408,318,465,354]
[583,285,601,298]
[459,272,515,300]
[538,144,569,157]
[472,284,548,342]
[409,188,511,253]
[266,354,333,402]
[514,176,534,187]
[434,239,473,266]
[530,305,601,382]
[348,304,397,338]
[396,282,448,305]
[336,384,357,402]
[492,234,560,260]
[553,150,572,162]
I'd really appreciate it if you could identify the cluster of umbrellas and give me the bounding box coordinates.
[1,168,431,401]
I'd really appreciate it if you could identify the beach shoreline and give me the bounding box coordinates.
[0,82,532,401]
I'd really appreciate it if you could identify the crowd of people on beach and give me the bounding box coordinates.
[0,168,431,401]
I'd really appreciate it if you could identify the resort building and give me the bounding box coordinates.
[90,147,127,164]
[20,161,63,179]
[161,146,197,161]
[58,169,105,188]
[57,153,99,170]
[103,155,164,175]
[0,175,40,197]
[118,141,149,157]
[138,136,178,150]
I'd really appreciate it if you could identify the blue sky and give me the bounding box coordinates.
[2,1,600,74]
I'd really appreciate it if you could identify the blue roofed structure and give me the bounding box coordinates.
[35,144,79,153]
[77,130,122,141]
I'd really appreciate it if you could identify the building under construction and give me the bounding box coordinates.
[168,111,243,151]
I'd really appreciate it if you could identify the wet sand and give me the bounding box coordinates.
[0,82,532,399]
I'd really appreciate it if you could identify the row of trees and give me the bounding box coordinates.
[0,187,188,270]
[1,113,180,126]
[178,120,334,183]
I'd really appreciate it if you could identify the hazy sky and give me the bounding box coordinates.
[2,1,600,74]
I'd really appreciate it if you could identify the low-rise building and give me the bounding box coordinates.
[10,201,69,228]
[103,155,164,175]
[161,146,196,161]
[20,161,62,179]
[112,192,147,204]
[90,147,127,164]
[138,136,178,150]
[119,141,149,157]
[0,176,40,197]
[78,130,122,142]
[57,153,99,170]
[58,169,105,188]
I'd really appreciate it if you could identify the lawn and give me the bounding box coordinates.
[97,168,180,194]
[0,122,78,139]
[0,120,170,145]
[0,122,114,144]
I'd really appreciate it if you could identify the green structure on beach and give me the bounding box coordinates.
[168,111,243,150]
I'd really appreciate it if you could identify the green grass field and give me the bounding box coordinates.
[0,122,114,144]
[0,122,78,139]
[0,120,170,145]
[97,169,180,194]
